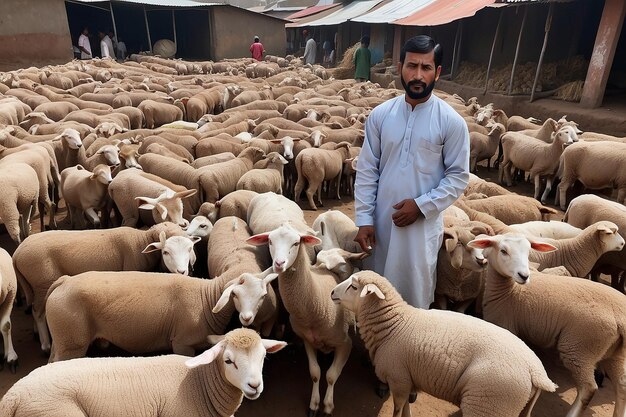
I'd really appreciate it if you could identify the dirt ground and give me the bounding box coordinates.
[0,170,619,417]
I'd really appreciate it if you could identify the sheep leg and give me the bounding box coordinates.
[388,380,411,417]
[521,388,541,417]
[322,337,352,415]
[558,180,573,211]
[541,177,553,204]
[32,305,51,354]
[305,184,318,211]
[0,291,18,372]
[562,359,597,417]
[38,201,46,232]
[532,174,543,201]
[469,156,477,173]
[598,357,626,417]
[294,177,305,203]
[335,175,341,200]
[316,185,324,208]
[304,341,321,416]
[84,207,101,228]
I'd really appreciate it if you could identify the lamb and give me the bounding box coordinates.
[79,144,121,171]
[60,164,112,228]
[464,173,512,197]
[192,152,236,169]
[557,141,626,209]
[459,194,557,224]
[247,223,353,417]
[12,222,191,353]
[469,122,505,172]
[236,151,288,194]
[469,233,626,417]
[212,270,279,337]
[435,225,488,312]
[314,248,369,281]
[311,209,360,253]
[499,127,576,202]
[564,194,626,287]
[137,135,194,162]
[246,136,299,160]
[507,220,583,239]
[138,99,185,129]
[0,247,18,373]
[295,142,351,210]
[330,270,557,417]
[0,162,38,244]
[1,328,285,417]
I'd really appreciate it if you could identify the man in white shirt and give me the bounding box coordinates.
[78,27,92,60]
[303,30,316,65]
[354,35,470,308]
[98,30,113,59]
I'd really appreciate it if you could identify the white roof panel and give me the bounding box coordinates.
[352,0,433,23]
[305,0,383,26]
[73,0,219,7]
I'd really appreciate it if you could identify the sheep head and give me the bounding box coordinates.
[90,164,113,185]
[142,231,201,275]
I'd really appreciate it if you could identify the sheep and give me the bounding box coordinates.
[109,169,196,228]
[12,222,191,353]
[137,135,194,162]
[212,270,279,337]
[516,118,558,142]
[311,209,360,254]
[499,127,576,203]
[192,152,236,169]
[236,151,288,194]
[460,194,558,224]
[144,142,191,163]
[564,194,626,288]
[435,225,488,312]
[469,122,505,172]
[464,173,512,197]
[330,270,557,417]
[246,136,299,160]
[1,328,285,417]
[468,233,626,417]
[0,162,38,244]
[247,223,353,417]
[507,220,583,239]
[0,247,18,373]
[78,143,121,171]
[314,248,369,281]
[138,99,185,129]
[195,137,246,157]
[557,141,626,210]
[295,142,351,210]
[60,164,112,228]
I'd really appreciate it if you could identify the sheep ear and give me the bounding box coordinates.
[142,241,163,253]
[138,202,156,210]
[174,189,197,200]
[596,223,617,234]
[360,284,385,300]
[467,238,494,249]
[247,233,270,246]
[263,273,279,285]
[157,204,168,221]
[212,284,237,313]
[443,229,458,253]
[351,157,359,171]
[450,247,463,269]
[186,340,225,368]
[300,234,322,246]
[346,251,369,261]
[262,339,287,354]
[529,240,558,252]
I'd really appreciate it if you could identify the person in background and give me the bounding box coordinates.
[353,35,371,82]
[108,30,118,57]
[250,35,265,61]
[98,30,112,59]
[78,27,92,60]
[353,35,470,309]
[303,30,316,65]
[322,38,332,67]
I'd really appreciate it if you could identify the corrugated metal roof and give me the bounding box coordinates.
[352,0,433,23]
[394,0,496,26]
[286,3,339,19]
[293,0,383,27]
[72,0,219,7]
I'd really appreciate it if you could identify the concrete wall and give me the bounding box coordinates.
[0,0,73,70]
[210,6,286,60]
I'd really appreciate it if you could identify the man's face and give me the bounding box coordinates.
[397,50,441,100]
[82,29,88,36]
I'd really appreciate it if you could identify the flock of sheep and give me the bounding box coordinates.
[0,51,625,417]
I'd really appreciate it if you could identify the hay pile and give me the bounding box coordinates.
[454,55,588,100]
[331,42,360,79]
[554,80,585,102]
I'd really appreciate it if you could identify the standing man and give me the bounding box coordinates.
[78,27,92,60]
[303,30,316,65]
[98,30,112,58]
[353,35,470,308]
[250,35,265,61]
[353,35,371,82]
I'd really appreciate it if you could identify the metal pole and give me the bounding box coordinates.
[484,9,503,95]
[508,5,528,95]
[144,5,153,53]
[531,3,555,102]
[450,21,460,79]
[109,3,118,42]
[172,10,177,48]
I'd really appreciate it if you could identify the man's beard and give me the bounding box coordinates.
[401,75,436,100]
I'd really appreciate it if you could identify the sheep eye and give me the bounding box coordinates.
[200,224,207,228]
[293,242,300,247]
[163,251,169,255]
[500,249,507,255]
[225,359,234,365]
[349,285,357,290]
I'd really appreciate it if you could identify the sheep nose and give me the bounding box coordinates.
[247,382,260,390]
[274,260,285,267]
[517,272,529,282]
[177,269,186,274]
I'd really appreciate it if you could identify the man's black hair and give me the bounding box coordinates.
[400,35,443,68]
[361,36,370,46]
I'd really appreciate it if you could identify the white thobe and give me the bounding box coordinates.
[78,34,91,59]
[304,38,316,65]
[100,39,111,58]
[104,35,115,59]
[355,94,470,308]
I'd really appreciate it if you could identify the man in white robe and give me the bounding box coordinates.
[354,35,470,308]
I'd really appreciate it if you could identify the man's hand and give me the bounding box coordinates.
[392,199,421,227]
[354,226,376,253]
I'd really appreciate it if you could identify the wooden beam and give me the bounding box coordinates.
[143,5,152,53]
[172,10,177,51]
[530,3,555,102]
[451,20,463,80]
[109,3,118,45]
[484,9,503,95]
[508,5,528,95]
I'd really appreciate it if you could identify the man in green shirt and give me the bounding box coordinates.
[353,36,371,82]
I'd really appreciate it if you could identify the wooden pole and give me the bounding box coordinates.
[484,9,503,95]
[144,5,152,53]
[451,20,463,79]
[508,5,528,95]
[172,10,177,51]
[450,20,460,79]
[531,3,555,102]
[109,3,118,44]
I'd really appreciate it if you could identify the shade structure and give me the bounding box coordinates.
[291,0,384,27]
[286,4,340,20]
[352,0,433,23]
[394,0,497,26]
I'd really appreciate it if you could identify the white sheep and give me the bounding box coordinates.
[236,151,288,194]
[60,164,112,228]
[314,248,369,281]
[460,194,557,224]
[199,190,259,225]
[311,209,360,253]
[469,233,626,417]
[330,270,557,417]
[191,152,236,169]
[1,328,285,417]
[12,222,193,353]
[0,248,18,373]
[469,122,505,172]
[507,220,583,239]
[0,162,38,244]
[247,223,352,416]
